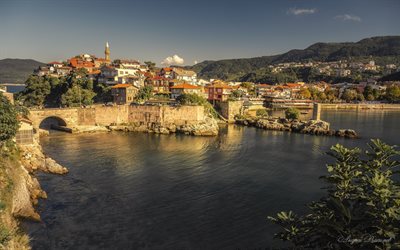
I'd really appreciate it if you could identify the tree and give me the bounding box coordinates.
[342,89,358,102]
[22,75,51,107]
[240,82,254,93]
[229,90,244,100]
[256,109,268,117]
[176,93,218,118]
[385,85,400,102]
[318,92,327,101]
[135,86,153,101]
[61,85,96,107]
[0,93,19,142]
[268,140,400,249]
[363,85,375,101]
[299,88,311,99]
[309,87,320,100]
[325,88,339,102]
[93,82,112,103]
[285,107,299,120]
[144,61,156,71]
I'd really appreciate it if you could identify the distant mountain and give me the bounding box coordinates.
[0,59,44,84]
[187,36,400,81]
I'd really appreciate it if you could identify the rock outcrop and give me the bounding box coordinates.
[11,165,43,221]
[236,117,358,138]
[19,141,68,174]
[12,139,68,221]
[109,116,219,136]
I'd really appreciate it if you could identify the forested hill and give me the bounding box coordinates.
[0,59,44,84]
[187,36,400,81]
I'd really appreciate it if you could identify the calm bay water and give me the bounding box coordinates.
[24,110,400,249]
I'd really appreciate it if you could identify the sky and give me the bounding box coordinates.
[0,0,399,66]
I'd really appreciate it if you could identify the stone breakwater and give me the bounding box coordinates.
[235,117,358,138]
[108,116,219,136]
[12,139,68,221]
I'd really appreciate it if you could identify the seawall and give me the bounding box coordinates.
[320,103,400,110]
[30,105,219,136]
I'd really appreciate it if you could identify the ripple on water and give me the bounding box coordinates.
[25,110,400,249]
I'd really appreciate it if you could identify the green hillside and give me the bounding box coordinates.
[0,59,44,84]
[188,36,400,81]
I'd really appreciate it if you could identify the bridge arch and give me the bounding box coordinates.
[39,116,67,130]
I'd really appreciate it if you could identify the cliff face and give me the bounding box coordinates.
[0,146,31,250]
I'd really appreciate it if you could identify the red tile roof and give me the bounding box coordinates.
[170,83,200,89]
[47,61,63,65]
[69,58,95,68]
[150,76,168,81]
[285,83,302,88]
[111,84,133,89]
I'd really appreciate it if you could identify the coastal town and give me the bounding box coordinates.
[3,42,395,111]
[1,0,400,249]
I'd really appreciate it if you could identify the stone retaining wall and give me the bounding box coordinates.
[320,103,400,110]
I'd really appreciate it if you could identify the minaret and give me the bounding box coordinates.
[105,42,110,61]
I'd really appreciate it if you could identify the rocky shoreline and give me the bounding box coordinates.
[108,116,219,136]
[235,117,358,138]
[12,138,68,221]
[42,116,220,136]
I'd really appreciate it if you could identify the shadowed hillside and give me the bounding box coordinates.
[0,58,44,84]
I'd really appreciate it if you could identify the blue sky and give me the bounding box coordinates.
[0,0,399,65]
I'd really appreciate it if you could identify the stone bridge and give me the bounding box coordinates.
[28,108,80,129]
[28,105,206,130]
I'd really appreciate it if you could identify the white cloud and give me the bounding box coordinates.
[161,54,184,65]
[287,7,317,15]
[194,60,198,65]
[335,14,361,22]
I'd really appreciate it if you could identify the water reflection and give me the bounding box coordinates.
[24,110,400,249]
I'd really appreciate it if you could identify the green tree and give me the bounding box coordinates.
[176,93,218,118]
[268,140,400,249]
[135,86,153,101]
[299,88,311,99]
[285,107,300,120]
[363,85,375,101]
[342,89,358,102]
[229,90,244,100]
[21,75,51,107]
[0,93,19,142]
[61,85,96,107]
[240,82,254,93]
[256,109,268,117]
[318,92,327,101]
[325,88,339,102]
[357,93,365,102]
[385,85,400,102]
[93,82,112,103]
[309,87,320,100]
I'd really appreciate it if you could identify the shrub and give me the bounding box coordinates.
[0,93,19,143]
[0,225,10,245]
[268,139,400,249]
[176,93,218,118]
[285,107,299,120]
[256,109,268,117]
